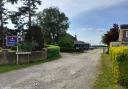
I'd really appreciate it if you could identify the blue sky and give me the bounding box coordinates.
[5,0,128,45]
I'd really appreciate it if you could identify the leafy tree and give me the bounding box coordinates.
[58,33,74,48]
[0,0,18,47]
[9,0,41,30]
[102,24,119,46]
[37,7,69,44]
[7,0,18,4]
[25,25,44,50]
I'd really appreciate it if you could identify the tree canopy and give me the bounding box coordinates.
[37,7,69,44]
[102,24,119,46]
[58,33,74,48]
[25,25,44,50]
[9,0,41,30]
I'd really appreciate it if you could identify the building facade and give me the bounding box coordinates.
[110,24,128,47]
[119,24,128,42]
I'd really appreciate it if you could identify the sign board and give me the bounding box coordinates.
[6,36,17,46]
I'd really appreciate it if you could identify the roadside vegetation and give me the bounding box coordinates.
[0,45,61,73]
[0,47,2,52]
[94,54,127,89]
[0,55,61,74]
[47,45,60,58]
[109,47,128,87]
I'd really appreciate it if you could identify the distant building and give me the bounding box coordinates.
[74,40,90,50]
[119,24,128,42]
[110,24,128,47]
[73,35,90,50]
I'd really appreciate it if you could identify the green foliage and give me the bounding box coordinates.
[58,34,74,48]
[60,47,76,52]
[102,24,119,45]
[57,33,77,52]
[10,46,17,51]
[47,45,60,58]
[94,54,126,89]
[19,41,38,52]
[0,56,61,73]
[7,0,18,4]
[25,25,44,50]
[37,7,69,44]
[110,47,128,87]
[9,0,41,29]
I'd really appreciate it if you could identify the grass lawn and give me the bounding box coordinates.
[94,54,127,89]
[0,55,61,73]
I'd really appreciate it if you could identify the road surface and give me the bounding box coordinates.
[0,49,102,89]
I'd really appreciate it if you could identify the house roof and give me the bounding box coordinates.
[120,24,128,29]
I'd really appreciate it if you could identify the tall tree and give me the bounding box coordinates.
[0,0,18,47]
[25,25,44,50]
[7,0,18,4]
[37,7,69,44]
[10,0,41,30]
[0,0,9,47]
[102,24,119,46]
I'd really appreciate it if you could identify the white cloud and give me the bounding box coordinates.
[73,27,106,33]
[5,0,126,17]
[40,0,126,17]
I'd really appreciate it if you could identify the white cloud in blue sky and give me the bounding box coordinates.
[6,0,125,17]
[5,0,128,45]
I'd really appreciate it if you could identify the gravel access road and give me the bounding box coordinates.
[0,49,102,89]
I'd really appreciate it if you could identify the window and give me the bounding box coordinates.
[126,31,128,38]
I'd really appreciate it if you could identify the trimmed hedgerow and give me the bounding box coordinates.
[109,46,128,87]
[47,45,60,58]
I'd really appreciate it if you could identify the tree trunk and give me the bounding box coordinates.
[28,0,31,30]
[0,1,4,47]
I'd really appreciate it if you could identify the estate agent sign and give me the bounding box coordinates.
[6,36,17,46]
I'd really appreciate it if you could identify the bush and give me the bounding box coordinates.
[47,45,60,58]
[58,34,74,48]
[10,46,17,51]
[25,25,44,50]
[19,41,38,52]
[60,47,75,52]
[109,46,128,87]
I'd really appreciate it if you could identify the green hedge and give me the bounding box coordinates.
[47,45,60,58]
[109,46,128,87]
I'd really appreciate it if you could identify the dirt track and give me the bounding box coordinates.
[0,49,102,89]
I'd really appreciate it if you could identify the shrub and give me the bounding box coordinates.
[25,25,44,50]
[10,46,17,51]
[60,47,75,52]
[47,45,60,58]
[19,41,38,52]
[58,34,74,48]
[109,46,128,87]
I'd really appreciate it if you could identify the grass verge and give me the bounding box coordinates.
[94,54,127,89]
[0,55,61,74]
